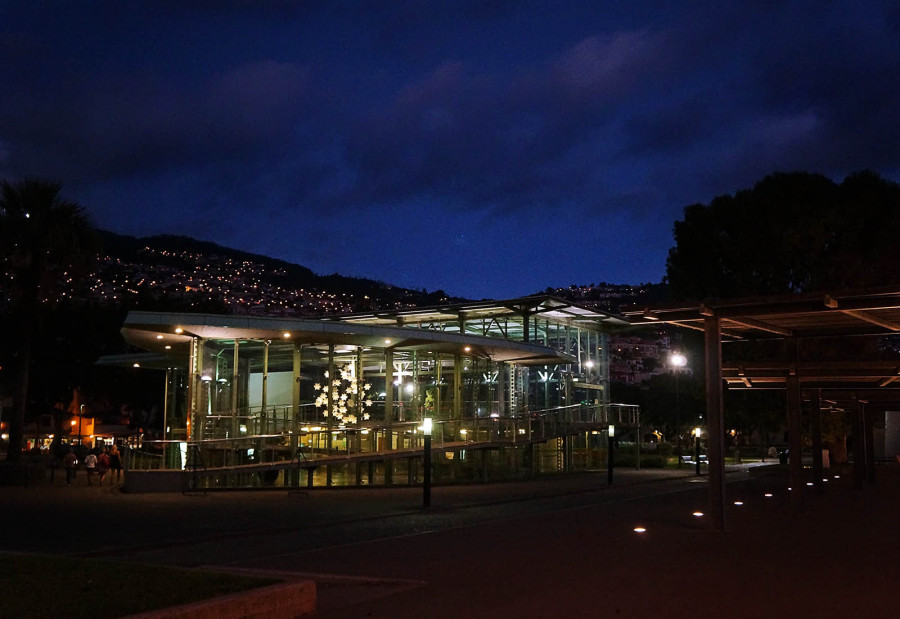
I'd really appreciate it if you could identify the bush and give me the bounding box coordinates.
[638,455,667,468]
[653,442,674,457]
[613,453,667,468]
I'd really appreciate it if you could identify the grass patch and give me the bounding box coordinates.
[0,552,279,618]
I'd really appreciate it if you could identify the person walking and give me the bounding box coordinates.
[84,451,98,485]
[97,449,110,485]
[109,445,123,484]
[63,449,77,486]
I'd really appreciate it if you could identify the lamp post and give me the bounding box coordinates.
[693,427,702,475]
[78,404,85,445]
[422,417,432,508]
[607,424,615,485]
[669,353,687,467]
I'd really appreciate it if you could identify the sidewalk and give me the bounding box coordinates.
[0,463,759,558]
[4,461,898,618]
[307,464,900,618]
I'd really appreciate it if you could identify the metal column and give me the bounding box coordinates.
[852,394,865,489]
[865,406,877,485]
[231,341,240,443]
[292,344,301,433]
[453,354,462,419]
[291,343,301,486]
[261,340,269,434]
[188,337,204,443]
[497,362,506,416]
[704,315,726,531]
[786,372,804,514]
[435,353,442,421]
[326,344,334,457]
[384,347,394,449]
[384,347,394,486]
[811,389,824,495]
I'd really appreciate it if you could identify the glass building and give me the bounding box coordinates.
[116,296,639,491]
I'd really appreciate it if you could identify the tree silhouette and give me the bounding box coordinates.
[666,171,900,463]
[0,179,97,462]
[666,170,900,300]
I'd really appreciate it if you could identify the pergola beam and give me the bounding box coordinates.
[627,286,900,521]
[840,309,900,331]
[723,316,793,337]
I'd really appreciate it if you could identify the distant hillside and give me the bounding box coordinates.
[83,231,665,317]
[104,232,301,285]
[88,230,462,315]
[538,282,670,313]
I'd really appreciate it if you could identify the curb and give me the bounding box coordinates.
[124,579,316,619]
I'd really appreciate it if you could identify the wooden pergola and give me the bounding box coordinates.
[623,285,900,530]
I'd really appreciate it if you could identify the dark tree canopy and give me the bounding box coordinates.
[0,178,98,461]
[666,171,900,300]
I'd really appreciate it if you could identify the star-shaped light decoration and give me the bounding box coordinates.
[314,361,373,424]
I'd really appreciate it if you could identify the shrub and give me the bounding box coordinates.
[613,453,667,468]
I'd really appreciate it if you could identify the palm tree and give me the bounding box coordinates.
[0,179,97,462]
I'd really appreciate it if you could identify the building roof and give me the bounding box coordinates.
[114,310,578,370]
[328,295,632,332]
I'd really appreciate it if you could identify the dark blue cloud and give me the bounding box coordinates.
[1,1,898,299]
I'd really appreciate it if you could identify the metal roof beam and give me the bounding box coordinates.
[723,316,793,337]
[839,309,900,332]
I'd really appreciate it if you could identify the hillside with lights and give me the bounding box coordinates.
[62,231,460,316]
[59,231,666,318]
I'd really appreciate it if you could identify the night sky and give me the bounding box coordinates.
[3,2,899,300]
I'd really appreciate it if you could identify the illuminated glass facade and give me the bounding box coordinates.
[119,296,638,490]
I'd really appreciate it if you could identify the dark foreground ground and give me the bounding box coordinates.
[2,462,898,618]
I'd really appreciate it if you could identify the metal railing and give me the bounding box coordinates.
[133,401,639,471]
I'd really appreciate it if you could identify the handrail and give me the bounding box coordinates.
[133,401,640,471]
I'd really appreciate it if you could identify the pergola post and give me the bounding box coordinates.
[865,406,877,485]
[704,315,726,531]
[810,389,824,496]
[786,372,804,514]
[851,394,865,489]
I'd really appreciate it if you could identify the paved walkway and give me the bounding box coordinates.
[3,462,899,617]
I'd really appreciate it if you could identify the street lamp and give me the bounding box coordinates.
[607,424,615,485]
[422,417,433,508]
[78,404,85,445]
[669,353,687,467]
[693,427,702,475]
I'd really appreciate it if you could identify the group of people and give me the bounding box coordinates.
[62,445,123,486]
